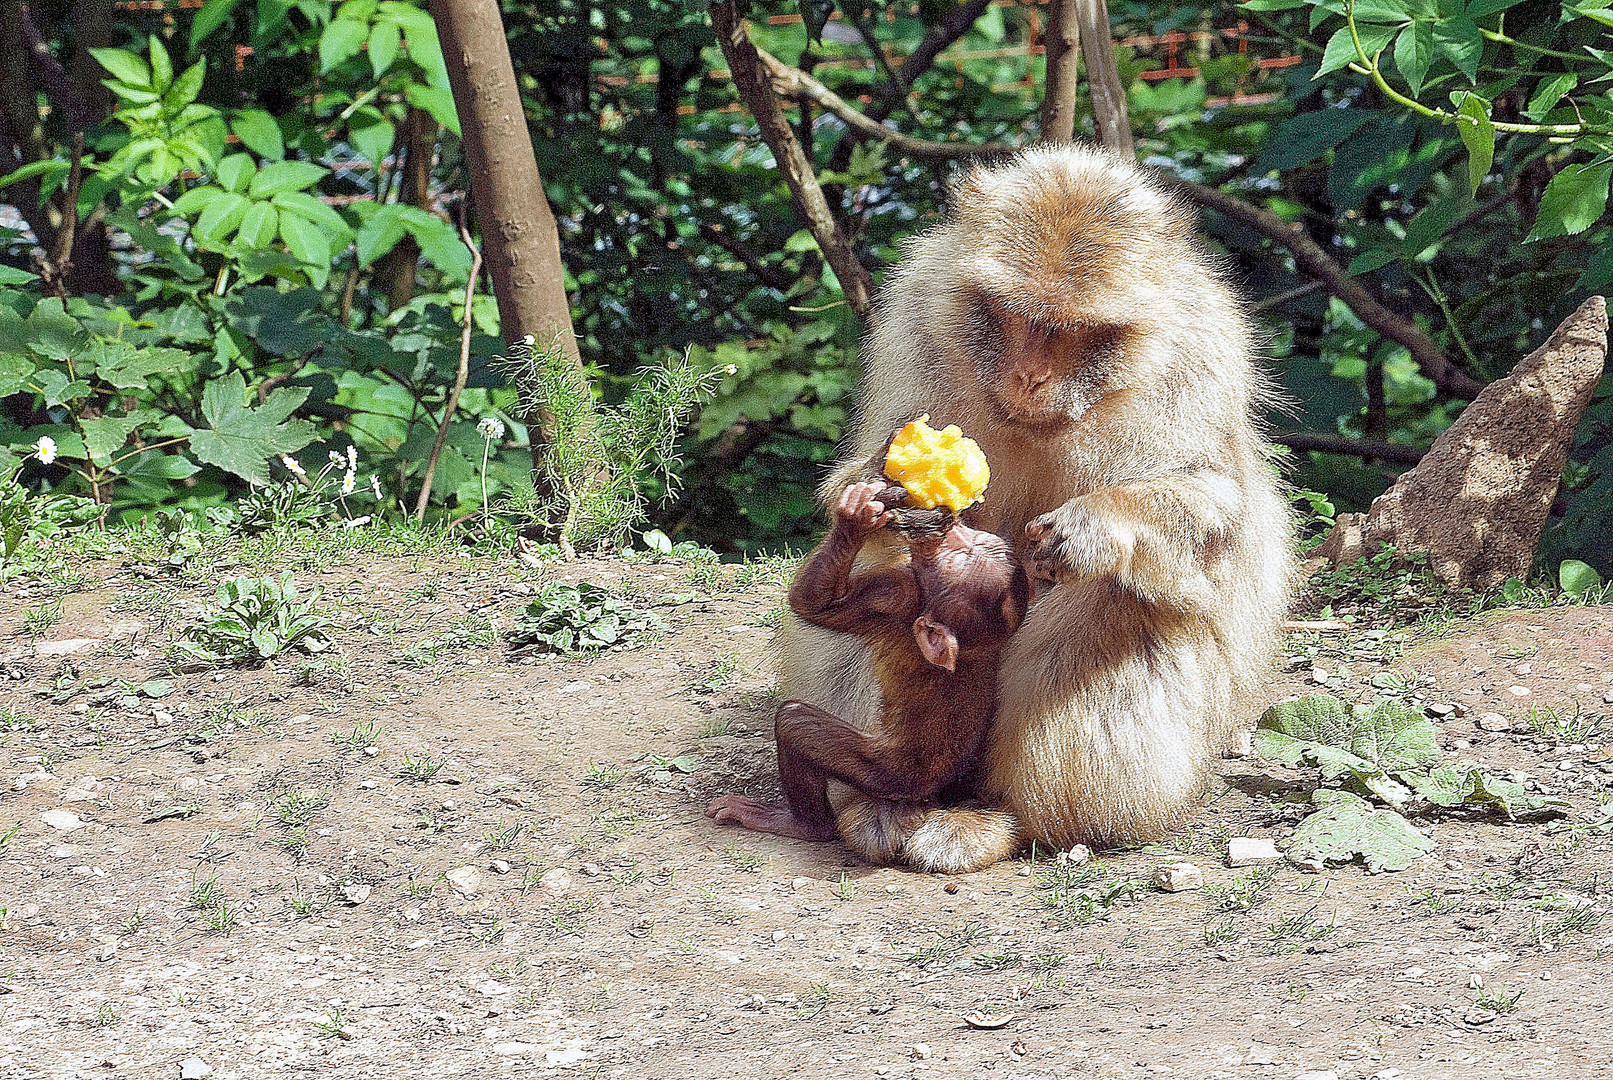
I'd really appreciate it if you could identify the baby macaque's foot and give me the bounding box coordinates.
[706,794,837,841]
[834,482,894,537]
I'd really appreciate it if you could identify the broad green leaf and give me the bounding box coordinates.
[32,369,92,408]
[402,84,459,136]
[165,59,205,108]
[271,192,351,238]
[169,185,224,214]
[148,38,174,92]
[1559,558,1603,596]
[396,206,470,278]
[355,205,410,266]
[347,108,394,168]
[216,153,256,194]
[1240,0,1308,7]
[0,353,35,395]
[188,370,317,485]
[1455,95,1494,196]
[1256,694,1439,806]
[1432,17,1482,82]
[1285,791,1434,872]
[1350,0,1420,19]
[1570,4,1613,27]
[193,191,250,245]
[0,266,36,286]
[80,414,148,465]
[231,110,284,160]
[319,18,370,73]
[1465,0,1528,14]
[91,47,151,89]
[1526,161,1613,242]
[190,0,244,50]
[368,20,401,78]
[114,449,201,480]
[1253,108,1377,171]
[1392,21,1433,95]
[277,211,332,268]
[337,0,379,19]
[1347,247,1399,275]
[1316,23,1399,79]
[1401,189,1474,258]
[98,347,193,390]
[1576,234,1613,290]
[235,201,280,250]
[1525,73,1577,121]
[248,160,326,197]
[1404,765,1569,817]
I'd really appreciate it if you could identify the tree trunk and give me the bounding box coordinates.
[1074,0,1134,158]
[377,106,437,310]
[1041,0,1080,144]
[426,0,584,477]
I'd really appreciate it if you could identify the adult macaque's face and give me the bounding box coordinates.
[974,298,1125,428]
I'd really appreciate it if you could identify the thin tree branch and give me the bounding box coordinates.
[1041,0,1080,144]
[1276,432,1427,465]
[415,207,483,522]
[1252,281,1324,313]
[709,2,873,319]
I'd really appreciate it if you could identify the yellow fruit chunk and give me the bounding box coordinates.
[883,415,990,513]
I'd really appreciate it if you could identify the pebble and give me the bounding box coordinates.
[178,1059,213,1079]
[491,860,510,874]
[911,1044,932,1061]
[791,877,810,891]
[1425,703,1455,718]
[446,866,481,896]
[340,884,371,905]
[539,867,571,893]
[41,809,84,832]
[359,780,376,790]
[1476,713,1512,732]
[1154,863,1203,892]
[493,1042,540,1056]
[1506,685,1531,698]
[1057,845,1091,866]
[1227,837,1280,866]
[35,638,100,657]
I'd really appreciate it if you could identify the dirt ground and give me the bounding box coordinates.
[1,550,1610,1080]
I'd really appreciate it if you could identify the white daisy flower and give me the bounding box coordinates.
[33,436,58,464]
[347,445,358,468]
[342,515,371,529]
[477,417,506,441]
[370,475,382,499]
[341,469,356,496]
[329,449,346,465]
[279,454,306,477]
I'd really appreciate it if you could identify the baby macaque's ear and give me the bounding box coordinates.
[912,614,959,672]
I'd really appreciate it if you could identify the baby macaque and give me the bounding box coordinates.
[706,480,1029,848]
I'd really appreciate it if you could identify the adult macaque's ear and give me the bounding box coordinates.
[913,614,959,672]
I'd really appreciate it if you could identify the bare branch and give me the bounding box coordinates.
[416,205,483,522]
[1276,432,1428,465]
[709,2,873,319]
[698,221,792,292]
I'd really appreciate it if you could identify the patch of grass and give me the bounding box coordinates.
[1409,888,1463,916]
[271,827,309,857]
[329,718,381,750]
[1523,703,1607,745]
[721,840,763,873]
[1206,866,1278,914]
[1202,916,1241,946]
[795,982,832,1020]
[1261,906,1337,954]
[971,949,1023,971]
[697,886,741,926]
[295,654,355,692]
[273,788,331,827]
[545,896,597,937]
[22,597,63,640]
[833,874,854,901]
[900,921,987,969]
[0,822,22,850]
[313,1006,350,1037]
[396,749,447,782]
[581,761,625,788]
[482,819,525,851]
[688,656,742,696]
[91,1002,120,1028]
[1526,901,1607,946]
[118,906,145,936]
[287,886,325,917]
[173,572,333,665]
[697,715,733,738]
[1473,984,1524,1013]
[188,870,223,909]
[1031,858,1144,927]
[0,706,37,730]
[202,902,236,935]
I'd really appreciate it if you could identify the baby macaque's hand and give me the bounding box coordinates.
[834,481,894,538]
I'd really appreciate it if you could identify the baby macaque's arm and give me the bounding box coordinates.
[788,482,917,634]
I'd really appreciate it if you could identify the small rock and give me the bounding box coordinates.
[446,866,481,896]
[1476,713,1512,732]
[1425,703,1456,718]
[1226,729,1254,758]
[363,746,379,758]
[791,876,811,891]
[1309,668,1329,684]
[539,867,571,893]
[491,860,510,874]
[1464,1007,1499,1025]
[41,809,84,832]
[1507,685,1531,698]
[1227,837,1281,866]
[1154,863,1204,892]
[493,1042,539,1057]
[1293,857,1327,873]
[359,779,377,790]
[911,1044,932,1061]
[340,883,371,905]
[178,1059,213,1079]
[61,779,105,802]
[771,930,787,942]
[1056,845,1091,866]
[96,942,117,962]
[289,714,312,725]
[36,638,100,657]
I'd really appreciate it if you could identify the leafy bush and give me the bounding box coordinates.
[507,582,664,655]
[175,572,333,664]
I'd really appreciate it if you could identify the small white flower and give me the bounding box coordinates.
[279,454,306,477]
[341,469,356,496]
[329,449,346,466]
[477,417,506,442]
[33,436,58,464]
[521,334,536,345]
[369,475,382,499]
[342,515,372,529]
[347,445,358,468]
[724,364,738,376]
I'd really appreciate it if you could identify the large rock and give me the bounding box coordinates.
[1318,297,1608,589]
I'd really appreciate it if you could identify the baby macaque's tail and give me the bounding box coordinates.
[837,797,1025,874]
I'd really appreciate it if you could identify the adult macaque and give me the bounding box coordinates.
[775,144,1295,873]
[707,480,1029,859]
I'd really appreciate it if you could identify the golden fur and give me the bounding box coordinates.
[776,144,1296,870]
